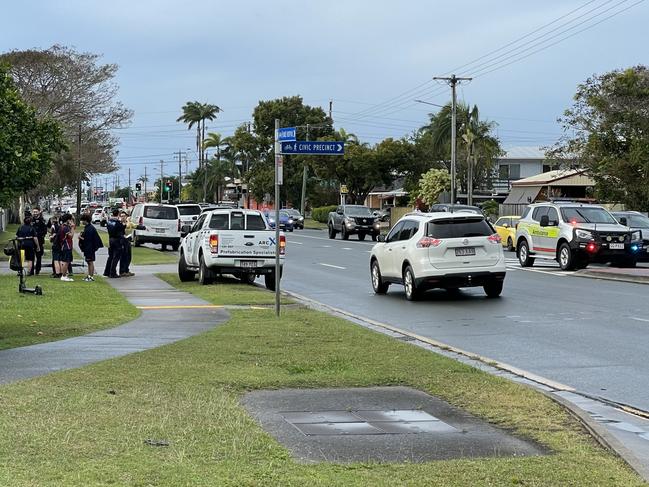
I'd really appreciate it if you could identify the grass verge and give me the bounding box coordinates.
[0,274,139,350]
[0,286,642,485]
[156,273,293,305]
[303,218,328,230]
[97,231,177,265]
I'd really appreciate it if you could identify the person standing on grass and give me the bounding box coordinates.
[30,207,48,276]
[58,214,75,282]
[119,210,135,277]
[103,209,124,279]
[78,213,104,281]
[48,214,62,277]
[16,215,40,275]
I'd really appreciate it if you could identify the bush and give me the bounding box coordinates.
[311,205,337,223]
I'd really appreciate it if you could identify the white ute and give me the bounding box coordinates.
[178,208,285,289]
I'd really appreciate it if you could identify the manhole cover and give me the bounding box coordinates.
[242,386,548,463]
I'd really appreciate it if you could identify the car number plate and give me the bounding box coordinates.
[240,260,257,268]
[609,243,624,249]
[455,247,475,256]
[155,228,166,233]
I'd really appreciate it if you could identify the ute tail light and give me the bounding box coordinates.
[487,234,502,244]
[417,236,442,248]
[280,235,286,255]
[209,234,219,254]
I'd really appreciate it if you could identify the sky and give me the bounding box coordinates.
[1,0,647,186]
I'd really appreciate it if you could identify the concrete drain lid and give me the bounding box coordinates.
[242,386,548,463]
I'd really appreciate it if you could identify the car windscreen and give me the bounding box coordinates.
[426,217,493,238]
[279,211,290,218]
[345,206,373,217]
[561,207,617,224]
[177,205,201,216]
[285,209,300,216]
[144,206,178,219]
[627,215,649,228]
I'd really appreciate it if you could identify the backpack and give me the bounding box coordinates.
[50,224,61,251]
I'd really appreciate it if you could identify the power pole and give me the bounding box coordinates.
[160,159,164,203]
[432,74,472,209]
[128,167,131,206]
[178,150,183,203]
[328,99,333,120]
[144,166,148,203]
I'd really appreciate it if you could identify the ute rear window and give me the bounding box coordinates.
[144,206,178,219]
[208,212,267,230]
[427,217,493,238]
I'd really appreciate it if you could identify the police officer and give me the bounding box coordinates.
[30,206,48,275]
[103,209,125,278]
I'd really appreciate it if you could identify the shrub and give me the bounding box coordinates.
[311,205,337,223]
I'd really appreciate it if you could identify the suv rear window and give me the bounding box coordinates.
[177,205,201,216]
[426,217,493,238]
[144,206,178,219]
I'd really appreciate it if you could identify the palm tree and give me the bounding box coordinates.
[202,132,226,202]
[177,102,222,168]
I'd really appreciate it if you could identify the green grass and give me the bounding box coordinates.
[0,289,641,485]
[0,223,19,261]
[303,218,328,230]
[156,273,293,305]
[0,274,139,350]
[97,231,177,265]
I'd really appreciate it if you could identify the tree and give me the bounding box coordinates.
[416,169,451,207]
[549,66,649,210]
[0,65,66,207]
[177,101,221,167]
[0,45,133,194]
[422,102,501,196]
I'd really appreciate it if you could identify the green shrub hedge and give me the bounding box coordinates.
[311,205,337,223]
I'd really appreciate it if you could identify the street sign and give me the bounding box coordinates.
[276,127,296,142]
[280,141,345,155]
[340,185,348,194]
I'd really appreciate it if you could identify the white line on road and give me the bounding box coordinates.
[631,317,649,323]
[342,247,353,250]
[290,241,303,245]
[319,263,346,270]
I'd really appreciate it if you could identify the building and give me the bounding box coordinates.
[492,146,555,194]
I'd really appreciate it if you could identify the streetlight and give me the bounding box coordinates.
[413,99,445,108]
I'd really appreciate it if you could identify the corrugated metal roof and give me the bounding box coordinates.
[511,169,593,186]
[500,146,546,159]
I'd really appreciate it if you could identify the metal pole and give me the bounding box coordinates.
[300,124,309,216]
[128,168,131,206]
[178,150,183,203]
[160,160,164,203]
[144,166,148,203]
[274,118,281,317]
[450,77,457,209]
[76,124,82,224]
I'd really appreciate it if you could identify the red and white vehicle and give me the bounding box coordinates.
[178,208,285,289]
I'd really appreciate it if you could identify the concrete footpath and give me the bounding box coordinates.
[576,265,649,285]
[0,272,228,385]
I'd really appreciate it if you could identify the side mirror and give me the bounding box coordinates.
[539,215,549,227]
[619,217,628,226]
[337,209,344,215]
[181,224,192,234]
[377,235,386,242]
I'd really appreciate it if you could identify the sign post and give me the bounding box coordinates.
[274,119,282,317]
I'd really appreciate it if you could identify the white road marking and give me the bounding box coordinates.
[289,233,375,245]
[631,317,649,323]
[320,263,346,270]
[342,247,353,250]
[290,241,303,245]
[322,245,331,248]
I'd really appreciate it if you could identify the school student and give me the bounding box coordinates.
[78,213,104,281]
[16,215,40,274]
[58,214,75,282]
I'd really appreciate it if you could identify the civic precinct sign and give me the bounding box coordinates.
[280,141,345,155]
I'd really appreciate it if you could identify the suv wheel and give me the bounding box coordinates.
[403,265,421,301]
[484,280,503,298]
[371,260,389,294]
[517,240,535,267]
[558,243,576,271]
[328,223,337,239]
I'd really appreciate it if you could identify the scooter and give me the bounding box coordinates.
[3,238,43,295]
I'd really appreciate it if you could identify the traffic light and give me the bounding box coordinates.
[135,182,142,191]
[164,180,172,192]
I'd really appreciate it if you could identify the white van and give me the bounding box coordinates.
[130,203,181,250]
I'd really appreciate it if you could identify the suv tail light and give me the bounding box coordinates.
[209,234,218,254]
[487,234,502,244]
[417,237,442,248]
[280,235,286,255]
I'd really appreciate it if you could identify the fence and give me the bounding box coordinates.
[498,203,529,217]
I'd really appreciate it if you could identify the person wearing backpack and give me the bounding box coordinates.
[79,213,104,281]
[16,215,40,275]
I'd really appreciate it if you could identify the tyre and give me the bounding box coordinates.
[372,234,378,242]
[288,227,294,232]
[171,243,179,251]
[370,260,389,294]
[517,240,535,267]
[507,237,514,251]
[265,271,277,291]
[615,257,637,268]
[161,244,167,251]
[558,243,576,271]
[198,254,213,285]
[341,226,349,240]
[483,280,503,298]
[178,252,196,282]
[240,272,256,284]
[403,265,421,301]
[358,233,366,241]
[133,233,142,247]
[328,223,337,239]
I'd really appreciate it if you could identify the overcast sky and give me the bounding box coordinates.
[2,0,647,184]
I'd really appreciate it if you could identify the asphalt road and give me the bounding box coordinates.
[281,229,649,412]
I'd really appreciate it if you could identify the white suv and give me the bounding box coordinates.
[370,212,506,300]
[130,203,181,250]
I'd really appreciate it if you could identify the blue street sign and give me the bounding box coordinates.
[280,141,345,155]
[276,127,296,142]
